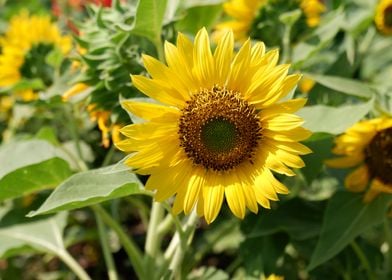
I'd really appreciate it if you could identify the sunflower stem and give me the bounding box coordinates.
[92,204,145,279]
[145,202,165,255]
[57,249,92,280]
[281,24,292,64]
[169,211,199,278]
[350,240,376,280]
[384,216,392,273]
[93,208,119,280]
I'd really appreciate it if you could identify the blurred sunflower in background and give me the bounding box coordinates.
[327,118,392,202]
[375,0,392,35]
[215,0,326,45]
[0,11,72,100]
[117,28,311,223]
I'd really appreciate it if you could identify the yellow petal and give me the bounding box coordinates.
[121,101,179,121]
[203,173,225,224]
[344,165,369,193]
[213,30,234,85]
[225,181,246,219]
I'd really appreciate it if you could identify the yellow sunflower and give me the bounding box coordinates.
[116,28,311,224]
[215,0,325,42]
[326,118,392,203]
[300,0,326,28]
[0,12,72,98]
[375,0,392,35]
[214,0,265,42]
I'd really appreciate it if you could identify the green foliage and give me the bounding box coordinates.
[28,164,144,216]
[0,213,68,258]
[309,192,392,270]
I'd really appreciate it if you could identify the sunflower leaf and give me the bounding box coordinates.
[0,140,72,201]
[0,212,68,258]
[308,191,392,270]
[304,73,375,99]
[297,98,374,134]
[130,0,168,45]
[28,164,144,217]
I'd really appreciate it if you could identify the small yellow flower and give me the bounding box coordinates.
[214,0,266,42]
[299,76,316,94]
[88,105,122,148]
[264,274,284,280]
[375,0,392,35]
[117,28,311,223]
[0,12,72,90]
[300,0,326,28]
[63,83,90,101]
[326,118,392,202]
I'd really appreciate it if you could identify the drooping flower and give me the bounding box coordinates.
[326,118,392,202]
[116,28,311,223]
[375,0,392,35]
[0,12,72,98]
[214,0,325,43]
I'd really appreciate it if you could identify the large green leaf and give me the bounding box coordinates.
[0,140,61,178]
[0,212,67,258]
[241,198,325,241]
[0,140,72,201]
[301,133,334,184]
[304,73,376,99]
[176,4,222,34]
[28,164,144,216]
[308,191,392,270]
[131,0,168,45]
[298,98,374,134]
[0,158,71,201]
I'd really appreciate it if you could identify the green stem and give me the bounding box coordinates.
[154,37,165,63]
[157,213,174,237]
[92,204,145,279]
[281,24,292,64]
[169,211,199,278]
[384,217,392,273]
[145,202,165,257]
[64,105,88,171]
[102,144,116,167]
[350,241,375,280]
[58,249,92,280]
[94,208,119,280]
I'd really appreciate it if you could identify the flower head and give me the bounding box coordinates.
[0,12,72,91]
[215,0,325,43]
[327,118,392,202]
[117,28,311,223]
[375,0,392,35]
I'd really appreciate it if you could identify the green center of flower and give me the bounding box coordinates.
[201,118,237,153]
[384,6,392,28]
[179,86,262,172]
[20,43,55,86]
[365,127,392,185]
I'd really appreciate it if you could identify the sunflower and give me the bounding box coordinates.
[116,28,311,223]
[0,12,72,98]
[300,0,326,28]
[214,0,265,42]
[326,118,392,203]
[215,0,325,42]
[375,0,392,35]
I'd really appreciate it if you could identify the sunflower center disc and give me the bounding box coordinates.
[384,6,392,28]
[179,86,262,171]
[201,118,237,153]
[365,127,392,185]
